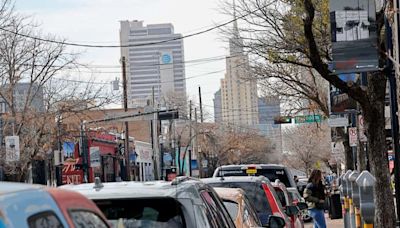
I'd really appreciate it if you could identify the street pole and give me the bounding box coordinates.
[189,100,193,176]
[80,121,89,183]
[199,86,204,123]
[194,108,199,177]
[121,56,131,181]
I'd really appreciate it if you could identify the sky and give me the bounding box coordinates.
[15,0,232,118]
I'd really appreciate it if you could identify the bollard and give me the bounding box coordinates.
[349,171,360,228]
[355,171,376,228]
[343,170,353,228]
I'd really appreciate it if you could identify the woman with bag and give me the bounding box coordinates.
[303,169,327,228]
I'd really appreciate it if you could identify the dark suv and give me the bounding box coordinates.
[61,177,235,228]
[213,164,297,188]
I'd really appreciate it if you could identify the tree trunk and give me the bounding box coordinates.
[357,142,367,171]
[362,73,395,227]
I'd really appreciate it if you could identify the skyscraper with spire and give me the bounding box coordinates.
[220,8,259,126]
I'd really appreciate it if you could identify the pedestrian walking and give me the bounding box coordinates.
[304,169,327,228]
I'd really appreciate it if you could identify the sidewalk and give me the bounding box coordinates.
[305,213,344,228]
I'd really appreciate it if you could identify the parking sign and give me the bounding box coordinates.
[349,127,358,147]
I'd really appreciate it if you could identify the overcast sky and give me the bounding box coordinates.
[16,0,232,118]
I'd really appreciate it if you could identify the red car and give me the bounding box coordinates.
[0,182,110,228]
[272,180,307,228]
[203,176,290,227]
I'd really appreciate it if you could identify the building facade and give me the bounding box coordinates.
[258,96,282,155]
[120,20,186,108]
[220,20,258,126]
[213,89,222,123]
[0,82,45,113]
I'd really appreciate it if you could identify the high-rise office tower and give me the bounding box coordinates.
[120,20,186,108]
[220,17,258,126]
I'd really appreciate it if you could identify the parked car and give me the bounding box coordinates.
[287,187,312,222]
[272,180,307,228]
[213,187,263,227]
[213,164,297,188]
[202,176,292,227]
[0,181,109,228]
[60,176,236,228]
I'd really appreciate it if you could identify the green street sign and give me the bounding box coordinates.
[294,115,322,124]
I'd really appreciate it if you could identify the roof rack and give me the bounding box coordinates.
[171,176,199,185]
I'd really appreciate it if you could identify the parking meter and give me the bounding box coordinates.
[349,171,360,207]
[355,171,375,225]
[343,170,353,228]
[349,171,360,228]
[343,171,353,203]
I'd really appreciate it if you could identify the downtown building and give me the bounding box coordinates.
[258,96,282,155]
[220,20,258,126]
[120,20,186,108]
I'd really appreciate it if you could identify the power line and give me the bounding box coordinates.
[0,9,258,48]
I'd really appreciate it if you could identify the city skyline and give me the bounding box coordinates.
[16,0,230,118]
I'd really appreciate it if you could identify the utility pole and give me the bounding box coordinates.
[79,121,89,183]
[151,86,160,180]
[199,86,204,123]
[121,56,131,181]
[189,100,193,176]
[194,108,200,177]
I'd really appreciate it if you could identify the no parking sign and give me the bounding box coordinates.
[349,127,358,147]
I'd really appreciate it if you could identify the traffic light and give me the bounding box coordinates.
[274,116,292,124]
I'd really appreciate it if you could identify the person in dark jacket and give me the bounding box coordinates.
[303,169,326,228]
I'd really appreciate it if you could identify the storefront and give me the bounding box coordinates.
[88,132,119,182]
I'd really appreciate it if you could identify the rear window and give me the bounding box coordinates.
[207,182,272,226]
[94,198,185,228]
[216,168,291,187]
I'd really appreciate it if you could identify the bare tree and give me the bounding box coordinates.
[283,124,331,175]
[0,1,119,181]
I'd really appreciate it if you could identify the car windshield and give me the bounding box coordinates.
[223,200,239,221]
[207,182,272,226]
[94,198,186,228]
[216,168,291,187]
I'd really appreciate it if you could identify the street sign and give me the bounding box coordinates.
[328,117,348,127]
[5,136,20,162]
[349,127,358,147]
[294,115,322,124]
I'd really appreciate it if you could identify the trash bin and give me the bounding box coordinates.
[328,193,343,219]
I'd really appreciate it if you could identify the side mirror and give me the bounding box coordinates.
[297,202,308,210]
[285,205,300,216]
[267,215,286,228]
